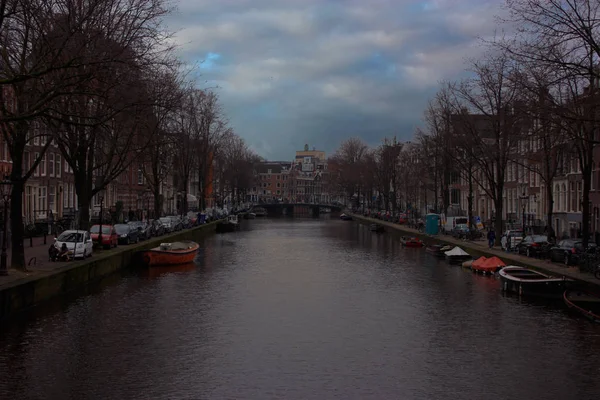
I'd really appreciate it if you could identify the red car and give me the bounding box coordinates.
[90,225,118,249]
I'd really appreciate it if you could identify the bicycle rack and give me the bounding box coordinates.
[28,257,37,266]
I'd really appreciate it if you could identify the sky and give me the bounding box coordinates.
[166,0,506,160]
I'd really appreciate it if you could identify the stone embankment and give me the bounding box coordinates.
[351,213,600,288]
[0,221,220,320]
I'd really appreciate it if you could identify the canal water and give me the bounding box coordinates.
[1,219,600,399]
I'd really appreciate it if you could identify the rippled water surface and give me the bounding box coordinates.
[2,219,600,400]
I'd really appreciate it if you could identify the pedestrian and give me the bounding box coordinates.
[48,210,54,235]
[487,228,496,249]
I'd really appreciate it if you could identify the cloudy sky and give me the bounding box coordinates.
[166,0,505,160]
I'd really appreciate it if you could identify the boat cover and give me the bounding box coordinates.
[472,256,505,271]
[444,246,470,256]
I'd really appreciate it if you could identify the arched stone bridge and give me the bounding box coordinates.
[253,203,343,217]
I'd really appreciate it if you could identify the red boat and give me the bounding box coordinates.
[141,241,199,266]
[564,289,600,323]
[401,236,424,248]
[471,256,506,274]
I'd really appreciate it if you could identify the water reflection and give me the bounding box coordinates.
[1,219,600,400]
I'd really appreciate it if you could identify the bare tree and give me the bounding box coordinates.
[0,0,172,269]
[330,137,369,207]
[373,137,402,212]
[501,0,600,247]
[448,51,526,239]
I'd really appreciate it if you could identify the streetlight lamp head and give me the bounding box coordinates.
[0,176,12,202]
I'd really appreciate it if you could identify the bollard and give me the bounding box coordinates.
[44,232,47,245]
[30,236,33,247]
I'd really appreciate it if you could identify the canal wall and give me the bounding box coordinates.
[0,221,220,320]
[350,213,600,288]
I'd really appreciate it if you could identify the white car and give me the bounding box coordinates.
[54,230,94,259]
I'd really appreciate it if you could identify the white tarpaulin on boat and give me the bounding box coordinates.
[444,246,470,256]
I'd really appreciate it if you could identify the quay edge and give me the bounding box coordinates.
[349,213,600,289]
[0,220,221,321]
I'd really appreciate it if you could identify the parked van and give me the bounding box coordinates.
[441,215,469,234]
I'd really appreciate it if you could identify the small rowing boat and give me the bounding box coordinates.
[400,236,423,248]
[563,289,600,323]
[471,256,506,274]
[140,241,199,267]
[499,266,570,298]
[426,244,452,257]
[444,246,472,265]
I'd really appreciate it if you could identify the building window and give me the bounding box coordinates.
[138,165,144,185]
[49,153,54,177]
[267,169,272,174]
[577,182,582,212]
[40,154,46,176]
[49,185,55,213]
[65,158,69,173]
[38,187,46,214]
[34,152,40,176]
[56,155,61,178]
[277,183,280,188]
[63,184,69,207]
[450,188,460,205]
[70,183,74,208]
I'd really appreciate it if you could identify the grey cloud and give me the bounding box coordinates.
[167,0,506,159]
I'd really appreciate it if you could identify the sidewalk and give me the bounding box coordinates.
[352,213,600,287]
[0,236,72,288]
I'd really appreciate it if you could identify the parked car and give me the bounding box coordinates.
[169,216,183,231]
[501,230,524,251]
[159,217,174,233]
[128,221,151,240]
[548,239,597,265]
[442,216,469,234]
[516,235,551,257]
[54,230,93,259]
[149,219,166,236]
[90,224,118,249]
[114,224,140,245]
[451,224,470,239]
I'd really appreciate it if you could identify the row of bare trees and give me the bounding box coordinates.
[0,0,256,271]
[331,1,600,247]
[417,1,600,246]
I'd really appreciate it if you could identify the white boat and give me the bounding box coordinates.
[227,214,239,225]
[444,246,472,265]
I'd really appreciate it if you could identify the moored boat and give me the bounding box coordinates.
[444,246,472,265]
[244,212,256,219]
[563,289,600,323]
[340,213,353,221]
[499,266,570,298]
[216,215,239,233]
[370,223,385,233]
[252,207,268,217]
[462,259,473,268]
[400,236,424,247]
[471,256,506,274]
[140,241,199,267]
[426,244,452,258]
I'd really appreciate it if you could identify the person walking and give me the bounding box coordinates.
[48,210,54,235]
[487,228,496,249]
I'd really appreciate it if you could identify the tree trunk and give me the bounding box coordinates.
[546,183,554,232]
[582,164,592,249]
[9,177,26,271]
[467,169,474,235]
[494,196,503,245]
[153,187,161,219]
[74,169,91,230]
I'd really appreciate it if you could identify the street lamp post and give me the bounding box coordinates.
[0,177,12,276]
[98,195,104,247]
